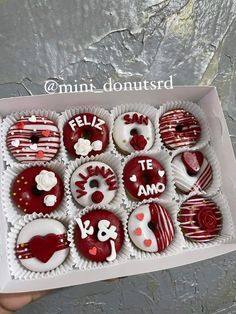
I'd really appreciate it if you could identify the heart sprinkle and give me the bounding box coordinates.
[28,115,37,123]
[130,174,137,182]
[36,150,45,158]
[30,143,38,151]
[158,170,165,177]
[42,130,51,137]
[89,246,97,256]
[11,139,20,147]
[136,213,144,221]
[144,239,152,247]
[134,227,142,236]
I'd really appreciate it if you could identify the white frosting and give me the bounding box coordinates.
[172,154,212,193]
[17,218,69,272]
[113,112,155,154]
[91,140,103,151]
[106,239,117,262]
[70,161,117,207]
[97,220,118,242]
[74,138,92,156]
[128,204,158,252]
[44,194,57,206]
[35,170,58,191]
[11,139,20,147]
[75,218,94,239]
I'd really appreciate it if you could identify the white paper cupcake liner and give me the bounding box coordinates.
[2,161,67,225]
[110,103,159,157]
[1,109,63,166]
[7,213,74,280]
[122,149,175,208]
[126,201,185,260]
[171,145,222,203]
[156,101,210,153]
[65,153,125,216]
[177,193,235,250]
[68,205,131,269]
[59,107,114,163]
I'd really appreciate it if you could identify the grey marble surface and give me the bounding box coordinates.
[0,0,236,313]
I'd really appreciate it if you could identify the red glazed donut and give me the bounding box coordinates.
[178,196,222,242]
[6,115,60,163]
[63,113,109,158]
[123,156,167,201]
[12,166,64,214]
[159,109,201,149]
[74,210,124,262]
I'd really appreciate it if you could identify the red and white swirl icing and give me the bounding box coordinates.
[128,203,174,252]
[178,196,222,242]
[159,109,201,149]
[6,115,60,163]
[172,151,213,194]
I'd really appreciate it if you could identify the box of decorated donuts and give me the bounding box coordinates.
[1,85,236,293]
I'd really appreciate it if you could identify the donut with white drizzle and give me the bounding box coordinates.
[123,156,167,201]
[113,112,155,154]
[172,151,213,194]
[128,203,174,252]
[6,115,60,163]
[178,196,222,242]
[159,109,201,150]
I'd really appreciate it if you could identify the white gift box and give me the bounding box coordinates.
[0,86,236,293]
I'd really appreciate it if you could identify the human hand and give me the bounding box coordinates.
[0,291,48,314]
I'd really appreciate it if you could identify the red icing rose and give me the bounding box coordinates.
[130,134,147,151]
[197,208,218,230]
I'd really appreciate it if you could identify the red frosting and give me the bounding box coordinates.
[123,156,167,201]
[16,233,69,263]
[74,210,124,262]
[159,109,201,150]
[178,196,222,242]
[12,166,64,214]
[63,113,109,157]
[181,151,204,175]
[130,134,147,151]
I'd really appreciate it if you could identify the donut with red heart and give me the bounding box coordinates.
[113,112,155,154]
[172,151,213,194]
[6,115,60,163]
[63,113,109,158]
[74,209,125,262]
[159,109,201,150]
[123,156,167,201]
[128,203,174,252]
[16,218,69,272]
[178,196,222,242]
[70,161,118,207]
[12,166,64,214]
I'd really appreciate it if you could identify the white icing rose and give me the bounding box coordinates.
[35,170,58,191]
[91,140,103,151]
[44,195,57,207]
[74,138,92,156]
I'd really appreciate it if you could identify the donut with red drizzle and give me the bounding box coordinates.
[12,166,64,214]
[16,218,69,272]
[178,196,222,242]
[128,203,174,252]
[113,112,155,154]
[159,109,201,149]
[63,113,109,158]
[74,209,124,262]
[172,151,213,194]
[70,161,118,207]
[123,156,167,201]
[6,115,60,163]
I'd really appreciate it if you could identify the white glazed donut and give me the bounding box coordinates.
[70,161,118,207]
[128,203,174,253]
[113,112,155,154]
[6,115,60,163]
[16,218,69,272]
[172,151,213,194]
